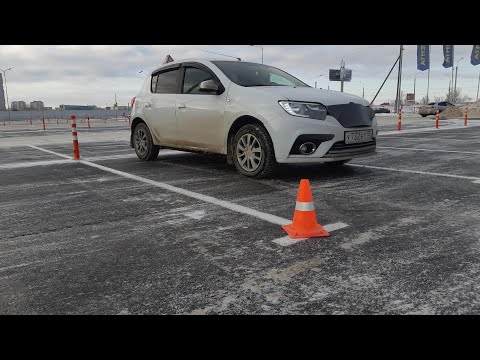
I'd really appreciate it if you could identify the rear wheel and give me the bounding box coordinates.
[133,123,160,161]
[232,124,276,178]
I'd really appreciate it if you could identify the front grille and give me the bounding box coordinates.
[324,140,376,158]
[327,102,375,128]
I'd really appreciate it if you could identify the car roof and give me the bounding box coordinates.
[149,58,244,75]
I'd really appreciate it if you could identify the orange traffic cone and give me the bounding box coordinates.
[282,179,330,239]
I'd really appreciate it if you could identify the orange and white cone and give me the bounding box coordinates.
[397,108,402,131]
[282,179,330,239]
[71,115,81,160]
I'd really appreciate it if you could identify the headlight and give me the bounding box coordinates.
[279,101,327,120]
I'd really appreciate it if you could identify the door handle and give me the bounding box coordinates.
[144,102,151,108]
[177,104,186,109]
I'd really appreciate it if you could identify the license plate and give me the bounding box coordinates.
[344,129,373,144]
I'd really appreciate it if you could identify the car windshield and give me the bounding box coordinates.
[212,61,310,88]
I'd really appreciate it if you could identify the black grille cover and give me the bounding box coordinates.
[327,102,375,128]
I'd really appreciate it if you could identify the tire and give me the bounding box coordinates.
[232,124,276,178]
[421,114,427,117]
[324,160,351,166]
[132,123,160,161]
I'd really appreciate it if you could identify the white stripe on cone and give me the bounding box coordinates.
[295,201,315,211]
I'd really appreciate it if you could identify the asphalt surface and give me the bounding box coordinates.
[1,118,480,314]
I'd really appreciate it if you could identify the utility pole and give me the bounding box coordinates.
[340,60,345,92]
[362,85,364,98]
[395,45,404,113]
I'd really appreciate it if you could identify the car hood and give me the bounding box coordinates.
[250,86,370,106]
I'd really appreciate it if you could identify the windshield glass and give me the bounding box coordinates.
[212,61,310,88]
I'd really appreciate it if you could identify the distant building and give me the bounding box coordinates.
[30,101,44,110]
[11,101,27,111]
[60,105,97,110]
[0,74,5,111]
[44,107,53,110]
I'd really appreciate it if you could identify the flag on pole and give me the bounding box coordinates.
[442,45,454,68]
[471,45,480,66]
[417,45,430,71]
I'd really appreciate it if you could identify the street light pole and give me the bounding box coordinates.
[477,71,480,101]
[414,72,421,103]
[395,45,404,113]
[312,75,323,88]
[250,45,264,64]
[451,60,454,102]
[426,45,431,103]
[454,57,463,104]
[1,68,12,120]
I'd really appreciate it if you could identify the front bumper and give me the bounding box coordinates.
[267,113,377,164]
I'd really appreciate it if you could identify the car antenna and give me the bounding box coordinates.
[202,50,241,61]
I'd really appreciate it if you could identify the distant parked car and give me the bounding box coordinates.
[373,107,391,114]
[418,101,454,117]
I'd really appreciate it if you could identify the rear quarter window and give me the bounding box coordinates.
[152,68,180,94]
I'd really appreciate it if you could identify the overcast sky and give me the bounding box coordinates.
[1,45,479,108]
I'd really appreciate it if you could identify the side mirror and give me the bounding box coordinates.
[199,79,220,94]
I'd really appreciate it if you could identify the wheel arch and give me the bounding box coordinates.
[130,117,153,148]
[226,115,275,165]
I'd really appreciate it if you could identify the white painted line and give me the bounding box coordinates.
[82,154,138,161]
[29,145,292,226]
[0,263,33,272]
[83,150,186,162]
[272,222,349,247]
[348,163,480,183]
[377,146,480,155]
[28,145,72,159]
[0,159,74,170]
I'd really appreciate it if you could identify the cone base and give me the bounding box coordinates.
[282,223,330,239]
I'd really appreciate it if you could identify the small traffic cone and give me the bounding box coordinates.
[282,179,330,239]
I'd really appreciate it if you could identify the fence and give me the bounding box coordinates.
[0,109,130,121]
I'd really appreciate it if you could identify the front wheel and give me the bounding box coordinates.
[232,124,276,178]
[133,123,160,161]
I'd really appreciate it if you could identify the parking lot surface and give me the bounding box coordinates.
[1,116,480,314]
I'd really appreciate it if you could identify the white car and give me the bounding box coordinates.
[130,58,378,178]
